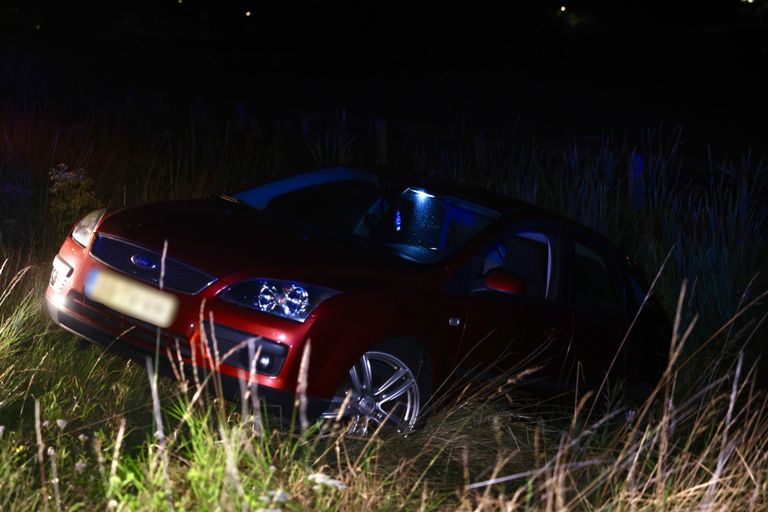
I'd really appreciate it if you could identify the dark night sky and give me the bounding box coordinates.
[2,1,767,157]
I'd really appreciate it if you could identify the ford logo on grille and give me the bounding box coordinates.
[130,254,158,270]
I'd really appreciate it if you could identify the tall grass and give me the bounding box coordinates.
[0,261,766,510]
[0,99,767,509]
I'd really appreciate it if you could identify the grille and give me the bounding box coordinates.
[90,234,215,294]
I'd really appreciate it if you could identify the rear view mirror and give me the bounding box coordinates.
[484,268,526,296]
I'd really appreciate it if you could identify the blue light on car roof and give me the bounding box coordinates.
[395,209,402,231]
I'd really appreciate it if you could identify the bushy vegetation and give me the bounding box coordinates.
[0,99,766,510]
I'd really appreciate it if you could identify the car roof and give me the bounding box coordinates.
[321,164,537,214]
[330,164,634,260]
[262,164,632,264]
[329,164,573,222]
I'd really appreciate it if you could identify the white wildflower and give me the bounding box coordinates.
[308,472,346,490]
[267,489,289,502]
[78,434,88,443]
[259,488,289,503]
[56,419,67,430]
[49,164,89,194]
[75,460,87,474]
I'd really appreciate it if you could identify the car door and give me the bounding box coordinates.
[565,235,632,388]
[450,225,576,390]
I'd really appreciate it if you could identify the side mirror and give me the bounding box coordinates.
[484,268,526,296]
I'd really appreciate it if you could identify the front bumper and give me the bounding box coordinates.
[46,296,331,422]
[45,230,334,423]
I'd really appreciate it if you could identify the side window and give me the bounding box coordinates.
[466,230,557,300]
[571,242,623,314]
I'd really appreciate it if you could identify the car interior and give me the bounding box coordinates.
[466,230,555,300]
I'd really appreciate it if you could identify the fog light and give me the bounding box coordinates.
[51,294,67,309]
[257,354,272,371]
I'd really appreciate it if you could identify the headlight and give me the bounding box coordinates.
[71,209,106,247]
[220,279,338,322]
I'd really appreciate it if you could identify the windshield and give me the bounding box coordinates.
[234,167,501,263]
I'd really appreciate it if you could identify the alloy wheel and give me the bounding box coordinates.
[321,351,421,435]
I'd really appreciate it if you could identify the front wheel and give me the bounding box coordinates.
[322,344,429,435]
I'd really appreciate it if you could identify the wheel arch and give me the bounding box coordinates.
[307,327,442,399]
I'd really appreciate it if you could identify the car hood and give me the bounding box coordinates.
[96,199,435,290]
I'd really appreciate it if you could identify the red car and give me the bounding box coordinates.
[46,166,669,433]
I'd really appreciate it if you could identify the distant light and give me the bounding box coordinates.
[560,5,567,12]
[177,0,182,3]
[35,24,40,30]
[245,10,251,16]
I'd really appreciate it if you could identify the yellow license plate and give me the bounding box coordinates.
[84,269,179,328]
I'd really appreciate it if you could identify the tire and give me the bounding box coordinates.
[321,338,431,435]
